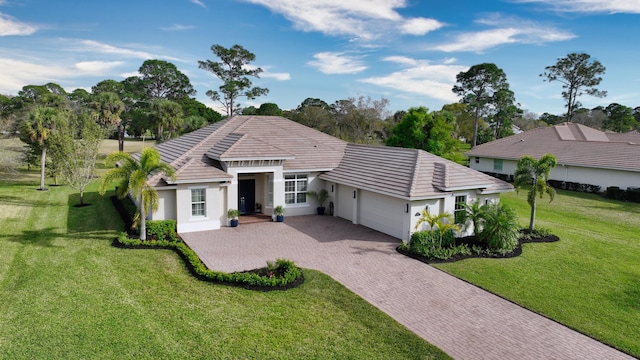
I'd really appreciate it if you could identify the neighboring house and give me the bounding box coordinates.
[146,115,512,241]
[466,122,640,191]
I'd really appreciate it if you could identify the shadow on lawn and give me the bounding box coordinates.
[607,274,640,311]
[66,190,123,235]
[0,193,60,208]
[3,227,118,248]
[2,227,63,248]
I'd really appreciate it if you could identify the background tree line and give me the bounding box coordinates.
[1,46,637,190]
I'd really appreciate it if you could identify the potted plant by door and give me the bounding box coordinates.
[306,189,329,215]
[274,205,285,222]
[228,208,240,227]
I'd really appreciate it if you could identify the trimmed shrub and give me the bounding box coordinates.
[606,186,619,199]
[626,187,640,203]
[605,186,627,201]
[115,232,301,289]
[110,196,301,289]
[146,220,178,242]
[409,230,459,259]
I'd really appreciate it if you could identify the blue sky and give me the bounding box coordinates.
[1,0,639,116]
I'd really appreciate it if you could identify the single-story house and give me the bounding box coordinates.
[465,122,640,191]
[146,115,513,241]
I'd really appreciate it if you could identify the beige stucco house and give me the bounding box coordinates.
[146,115,513,241]
[466,122,640,191]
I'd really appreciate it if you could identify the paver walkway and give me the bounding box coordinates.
[181,215,634,360]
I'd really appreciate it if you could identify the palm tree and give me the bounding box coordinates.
[414,210,459,247]
[150,98,183,142]
[91,92,125,151]
[19,106,63,190]
[462,201,485,236]
[513,153,557,231]
[479,202,520,252]
[99,147,176,240]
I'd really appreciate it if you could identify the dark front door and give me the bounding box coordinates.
[238,179,255,215]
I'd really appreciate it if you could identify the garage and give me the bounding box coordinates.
[358,190,405,239]
[336,184,355,222]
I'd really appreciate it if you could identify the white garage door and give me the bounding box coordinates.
[359,190,404,239]
[336,185,355,221]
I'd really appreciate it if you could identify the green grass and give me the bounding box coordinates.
[435,189,640,357]
[0,138,154,183]
[0,180,448,359]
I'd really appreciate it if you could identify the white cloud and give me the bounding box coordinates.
[244,64,291,81]
[120,71,140,79]
[430,15,575,53]
[242,0,441,40]
[75,61,125,73]
[77,40,156,59]
[308,52,367,74]
[513,0,640,13]
[399,17,444,35]
[0,58,126,94]
[191,0,206,8]
[359,57,467,102]
[75,39,181,61]
[161,24,196,31]
[261,72,290,81]
[0,12,37,36]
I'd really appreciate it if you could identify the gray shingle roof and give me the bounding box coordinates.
[150,115,348,185]
[147,115,512,196]
[320,144,512,200]
[466,123,640,172]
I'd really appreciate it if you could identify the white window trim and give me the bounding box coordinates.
[284,174,308,205]
[190,187,207,219]
[454,195,467,224]
[267,174,274,207]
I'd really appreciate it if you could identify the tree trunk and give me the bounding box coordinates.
[39,146,47,190]
[472,107,480,148]
[139,194,147,241]
[79,190,84,205]
[156,124,163,142]
[529,199,537,231]
[118,122,124,152]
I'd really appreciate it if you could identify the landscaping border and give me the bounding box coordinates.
[110,195,304,291]
[397,232,559,264]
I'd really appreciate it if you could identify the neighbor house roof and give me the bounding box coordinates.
[466,122,640,172]
[320,144,513,200]
[148,115,348,186]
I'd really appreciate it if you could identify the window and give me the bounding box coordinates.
[284,174,307,204]
[191,188,206,217]
[475,157,480,164]
[454,195,466,224]
[493,159,503,171]
[267,174,274,207]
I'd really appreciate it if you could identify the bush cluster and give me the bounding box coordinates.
[405,202,520,260]
[481,172,601,194]
[547,180,600,194]
[146,220,178,241]
[477,203,520,254]
[406,230,471,260]
[116,232,302,289]
[606,186,640,202]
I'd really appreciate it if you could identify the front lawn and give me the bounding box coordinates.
[434,189,640,357]
[0,181,448,359]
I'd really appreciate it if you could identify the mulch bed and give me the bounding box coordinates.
[397,231,559,264]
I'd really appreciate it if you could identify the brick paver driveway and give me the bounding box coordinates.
[181,215,633,360]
